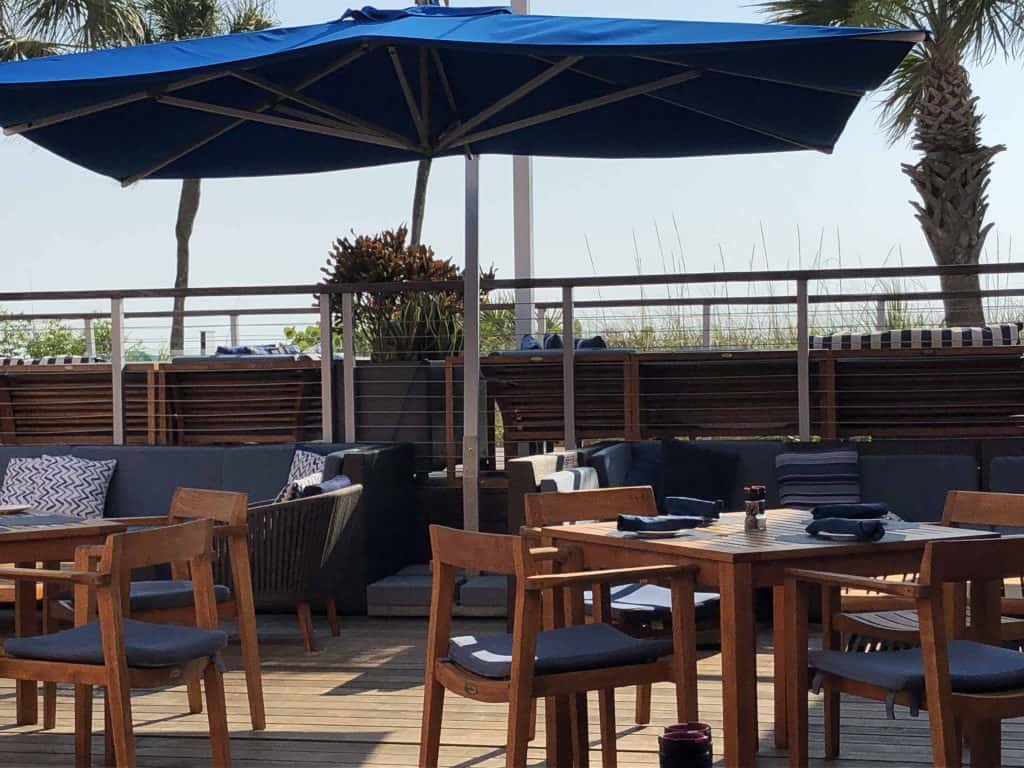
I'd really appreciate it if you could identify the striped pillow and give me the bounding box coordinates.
[810,324,1020,351]
[775,450,860,510]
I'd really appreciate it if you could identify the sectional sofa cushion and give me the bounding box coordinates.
[860,454,978,522]
[660,440,740,510]
[776,449,860,510]
[989,457,1024,495]
[590,441,663,495]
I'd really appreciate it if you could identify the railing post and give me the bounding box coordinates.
[797,279,810,441]
[229,313,240,347]
[562,286,576,450]
[319,293,335,443]
[342,292,356,443]
[876,299,887,331]
[535,305,546,336]
[110,299,125,446]
[84,317,96,358]
[702,302,712,348]
[463,155,481,533]
[199,331,207,356]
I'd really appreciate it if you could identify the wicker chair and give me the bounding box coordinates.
[215,484,363,652]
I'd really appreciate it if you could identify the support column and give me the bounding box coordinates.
[229,314,240,347]
[463,155,481,533]
[110,299,125,446]
[512,0,534,338]
[797,280,810,441]
[342,293,356,443]
[84,317,96,358]
[319,294,335,443]
[562,286,576,451]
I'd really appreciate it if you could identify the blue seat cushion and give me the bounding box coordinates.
[810,639,1024,698]
[583,582,720,618]
[448,622,672,680]
[4,618,227,668]
[130,580,232,612]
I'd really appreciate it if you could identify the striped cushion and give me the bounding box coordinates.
[776,450,860,510]
[0,356,107,365]
[539,467,599,493]
[810,324,1020,351]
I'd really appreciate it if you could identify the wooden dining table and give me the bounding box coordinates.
[0,515,124,726]
[538,508,997,767]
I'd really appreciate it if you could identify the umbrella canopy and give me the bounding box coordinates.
[0,5,923,185]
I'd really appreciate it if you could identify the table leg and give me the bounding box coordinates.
[719,561,758,766]
[773,585,788,751]
[14,560,38,726]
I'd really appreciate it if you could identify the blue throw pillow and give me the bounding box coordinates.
[543,333,563,350]
[215,345,254,355]
[519,334,541,351]
[299,474,353,498]
[575,335,608,350]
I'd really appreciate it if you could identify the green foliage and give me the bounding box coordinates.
[320,225,494,361]
[282,324,348,354]
[23,320,86,357]
[0,313,150,360]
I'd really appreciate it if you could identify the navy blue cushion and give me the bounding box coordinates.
[221,445,297,503]
[322,447,365,482]
[663,496,723,519]
[519,334,541,351]
[626,441,663,491]
[543,333,563,350]
[575,335,607,350]
[660,440,739,510]
[811,640,1024,697]
[539,467,599,493]
[861,454,978,522]
[584,583,720,618]
[449,622,672,680]
[300,474,353,498]
[129,580,232,612]
[776,449,860,510]
[590,442,632,489]
[989,457,1024,494]
[4,618,227,668]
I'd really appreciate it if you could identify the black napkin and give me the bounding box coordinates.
[617,514,705,533]
[806,517,886,542]
[810,503,890,520]
[663,496,724,520]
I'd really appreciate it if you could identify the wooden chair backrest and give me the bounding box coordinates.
[169,488,248,525]
[429,525,518,576]
[920,537,1024,590]
[942,491,1024,528]
[524,485,657,527]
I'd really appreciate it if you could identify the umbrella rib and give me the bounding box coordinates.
[120,46,373,185]
[430,49,472,158]
[443,69,702,151]
[532,55,830,153]
[437,55,583,149]
[3,70,229,137]
[388,46,428,148]
[229,70,415,149]
[156,95,411,149]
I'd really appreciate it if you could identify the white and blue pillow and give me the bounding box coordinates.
[0,455,116,519]
[776,449,860,510]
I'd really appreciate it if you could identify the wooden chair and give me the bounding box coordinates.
[835,491,1024,649]
[786,536,1024,768]
[523,485,719,726]
[419,524,699,768]
[0,519,231,767]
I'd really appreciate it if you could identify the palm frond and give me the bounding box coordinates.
[142,0,218,40]
[951,0,1024,63]
[19,0,145,49]
[878,48,928,140]
[223,0,274,34]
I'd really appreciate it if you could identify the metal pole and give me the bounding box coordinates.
[876,299,887,331]
[84,317,95,358]
[535,305,546,336]
[463,155,481,533]
[797,280,810,441]
[702,303,712,348]
[199,331,207,356]
[342,292,356,442]
[511,0,534,340]
[110,299,125,445]
[562,286,576,450]
[319,294,335,443]
[229,313,240,346]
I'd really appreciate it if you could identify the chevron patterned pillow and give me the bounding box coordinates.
[0,455,116,519]
[275,450,326,503]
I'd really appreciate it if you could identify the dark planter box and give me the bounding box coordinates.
[334,359,492,476]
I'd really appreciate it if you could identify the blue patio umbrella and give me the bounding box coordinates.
[0,5,923,527]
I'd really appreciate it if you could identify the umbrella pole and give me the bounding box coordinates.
[463,155,481,533]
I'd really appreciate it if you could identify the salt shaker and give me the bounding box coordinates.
[744,485,767,532]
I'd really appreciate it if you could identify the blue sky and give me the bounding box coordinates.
[0,0,1020,335]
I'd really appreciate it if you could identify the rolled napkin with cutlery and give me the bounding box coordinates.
[663,496,724,520]
[618,514,705,533]
[806,517,886,542]
[810,502,890,520]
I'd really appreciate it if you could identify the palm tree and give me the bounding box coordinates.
[410,0,448,247]
[142,0,275,353]
[760,1,1024,326]
[1,0,141,61]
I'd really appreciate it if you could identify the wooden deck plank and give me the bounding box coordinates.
[0,615,1021,766]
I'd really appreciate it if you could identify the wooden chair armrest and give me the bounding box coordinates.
[785,568,927,598]
[526,564,696,591]
[0,566,105,587]
[113,516,171,527]
[528,546,574,565]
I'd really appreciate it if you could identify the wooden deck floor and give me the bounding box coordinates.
[1,615,1023,767]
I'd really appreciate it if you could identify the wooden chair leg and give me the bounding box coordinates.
[507,686,534,768]
[104,680,135,768]
[103,693,114,768]
[528,698,537,743]
[326,595,340,637]
[43,682,58,730]
[236,600,266,731]
[75,684,93,768]
[186,679,204,714]
[634,683,651,725]
[569,693,589,768]
[968,719,1000,768]
[598,689,617,768]
[297,602,316,652]
[823,679,840,759]
[203,662,232,768]
[418,674,445,768]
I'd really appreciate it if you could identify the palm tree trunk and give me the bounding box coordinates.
[170,178,201,354]
[410,157,432,247]
[903,47,1003,327]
